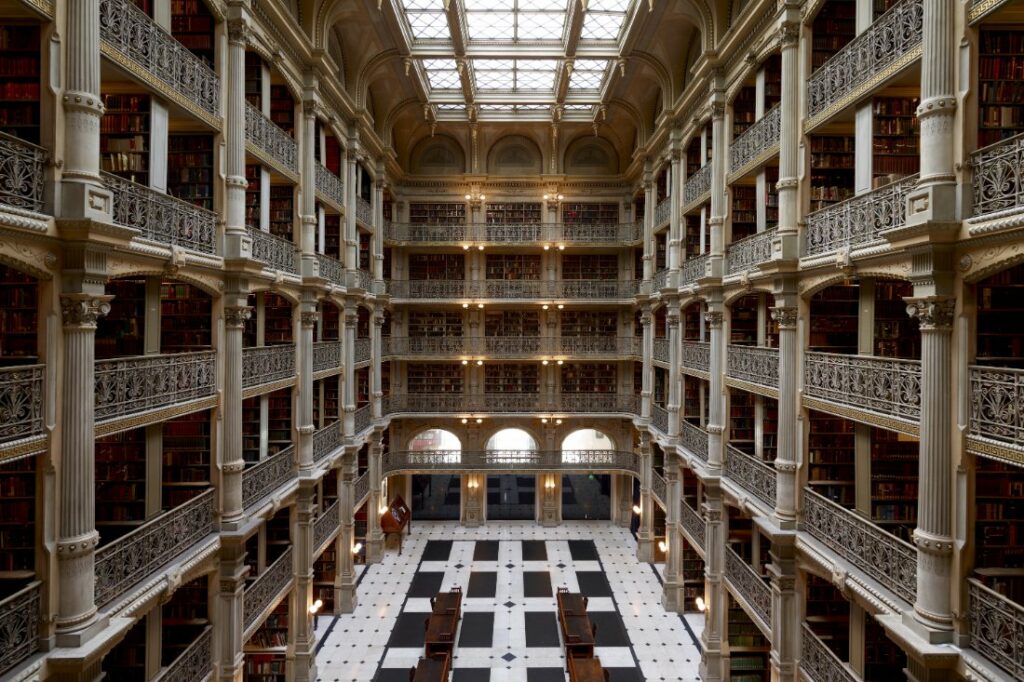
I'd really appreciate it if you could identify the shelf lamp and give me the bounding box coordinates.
[309,599,324,614]
[632,504,642,515]
[695,596,706,612]
[352,542,363,554]
[658,539,668,553]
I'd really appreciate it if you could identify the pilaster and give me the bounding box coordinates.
[700,482,727,682]
[662,458,683,611]
[222,288,252,526]
[296,295,317,471]
[538,473,560,527]
[365,433,385,562]
[643,161,655,281]
[636,433,654,562]
[767,536,798,682]
[770,295,798,527]
[705,304,725,471]
[223,14,252,259]
[342,303,357,437]
[462,473,484,527]
[640,306,653,419]
[290,482,317,682]
[666,302,681,437]
[336,458,358,612]
[774,22,801,260]
[371,309,384,420]
[216,538,248,682]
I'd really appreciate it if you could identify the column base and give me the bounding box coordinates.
[636,535,654,562]
[289,650,317,682]
[699,650,726,682]
[336,581,358,613]
[365,534,384,564]
[902,610,954,646]
[54,613,109,648]
[462,516,483,528]
[661,580,682,612]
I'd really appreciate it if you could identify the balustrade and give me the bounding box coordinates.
[247,226,297,274]
[386,222,470,243]
[242,345,296,389]
[315,164,345,208]
[559,336,639,356]
[653,338,669,364]
[243,548,294,634]
[560,392,639,414]
[652,269,669,292]
[803,176,917,258]
[483,393,543,413]
[386,280,637,300]
[561,222,635,244]
[356,197,373,226]
[726,228,776,275]
[0,132,47,213]
[354,337,371,364]
[969,365,1024,453]
[655,198,671,226]
[383,392,640,416]
[313,340,342,374]
[725,445,776,508]
[244,102,297,174]
[354,404,372,434]
[94,351,216,422]
[972,132,1024,218]
[682,341,710,374]
[0,582,39,676]
[968,578,1024,680]
[652,404,669,434]
[314,500,340,553]
[725,546,772,628]
[381,449,638,475]
[680,500,705,552]
[729,104,781,175]
[384,222,635,244]
[651,469,667,505]
[680,421,709,462]
[483,336,545,356]
[684,164,712,207]
[680,254,708,286]
[384,336,468,356]
[316,253,344,287]
[726,345,779,390]
[0,364,44,449]
[104,172,217,254]
[804,352,920,423]
[800,623,858,682]
[152,627,212,682]
[312,422,342,463]
[242,446,297,510]
[353,470,370,506]
[483,222,543,243]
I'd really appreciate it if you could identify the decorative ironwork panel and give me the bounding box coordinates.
[560,393,639,414]
[243,548,293,634]
[388,280,469,299]
[725,445,776,508]
[680,421,709,462]
[354,338,371,364]
[385,393,465,413]
[95,490,215,607]
[99,0,219,118]
[559,336,632,356]
[561,222,632,243]
[972,133,1024,218]
[557,279,637,300]
[680,500,705,552]
[682,342,710,373]
[386,222,469,242]
[726,346,779,389]
[316,254,344,286]
[95,351,216,422]
[800,623,858,682]
[483,393,543,412]
[969,365,1024,451]
[244,102,297,173]
[680,254,708,286]
[312,423,342,463]
[153,626,212,682]
[247,226,297,274]
[356,198,373,226]
[314,501,340,553]
[104,172,217,254]
[354,404,372,434]
[483,223,543,243]
[684,164,712,206]
[381,449,638,475]
[652,404,669,434]
[653,338,669,364]
[803,176,917,257]
[804,352,921,422]
[483,336,547,356]
[242,446,296,510]
[386,336,468,356]
[654,198,671,226]
[315,164,344,208]
[481,279,545,299]
[313,341,342,374]
[0,582,39,676]
[803,488,917,602]
[806,0,923,120]
[350,269,372,290]
[729,105,781,174]
[353,471,370,506]
[726,228,776,275]
[725,547,772,627]
[0,364,43,446]
[242,345,296,389]
[652,269,669,292]
[651,469,667,505]
[0,132,46,212]
[969,578,1024,680]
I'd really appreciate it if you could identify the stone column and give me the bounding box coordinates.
[640,306,653,419]
[217,540,248,682]
[222,294,252,524]
[462,473,484,527]
[336,459,358,612]
[60,0,112,221]
[906,296,956,641]
[767,538,798,682]
[636,433,654,562]
[705,305,725,470]
[372,176,385,282]
[296,298,317,471]
[770,300,798,526]
[223,16,250,258]
[344,146,359,269]
[616,474,633,528]
[700,482,727,682]
[643,165,655,280]
[291,483,317,682]
[365,434,385,563]
[669,141,683,272]
[662,458,683,611]
[539,473,560,527]
[775,23,800,244]
[299,97,318,277]
[371,310,384,420]
[55,293,111,645]
[667,301,681,437]
[342,303,357,436]
[707,100,727,269]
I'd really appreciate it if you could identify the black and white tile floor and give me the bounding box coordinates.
[315,522,703,682]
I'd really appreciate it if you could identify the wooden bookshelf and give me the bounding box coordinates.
[561,202,618,224]
[409,202,466,224]
[103,618,146,681]
[245,52,263,109]
[0,24,41,144]
[763,54,781,110]
[976,263,1024,368]
[269,185,293,241]
[634,195,645,223]
[683,376,703,424]
[171,0,215,67]
[684,215,704,258]
[807,410,855,507]
[809,135,854,212]
[407,363,463,393]
[485,254,541,280]
[633,361,643,396]
[410,311,464,337]
[314,376,340,426]
[562,254,617,280]
[266,507,291,562]
[656,233,667,271]
[485,311,537,337]
[269,85,294,135]
[0,458,36,586]
[682,540,704,611]
[686,139,702,177]
[730,295,759,345]
[96,279,145,360]
[356,367,369,405]
[95,428,146,544]
[871,428,919,542]
[324,214,341,258]
[359,232,370,271]
[804,574,850,659]
[683,303,704,341]
[873,0,899,18]
[764,166,779,230]
[730,390,756,455]
[246,164,262,229]
[486,202,541,223]
[762,398,778,461]
[168,134,215,210]
[811,0,855,73]
[242,397,261,464]
[0,264,37,363]
[319,302,340,341]
[732,86,756,138]
[245,599,289,682]
[267,389,292,457]
[560,310,617,337]
[408,253,465,280]
[978,29,1024,148]
[101,94,150,184]
[865,613,907,679]
[162,575,210,666]
[809,284,858,354]
[263,293,293,345]
[874,280,919,358]
[560,363,616,393]
[163,411,211,508]
[161,281,212,352]
[314,546,337,614]
[975,458,1024,569]
[872,97,920,187]
[728,594,770,682]
[485,363,539,393]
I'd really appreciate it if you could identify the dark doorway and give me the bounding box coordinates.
[411,474,460,520]
[561,474,611,520]
[486,475,535,520]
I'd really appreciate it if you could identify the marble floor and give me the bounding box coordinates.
[314,521,704,682]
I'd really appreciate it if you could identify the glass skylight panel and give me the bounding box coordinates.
[569,59,608,90]
[517,11,565,40]
[422,59,462,89]
[466,10,515,39]
[517,60,558,89]
[580,10,626,40]
[405,10,450,39]
[586,0,629,10]
[474,60,516,89]
[464,0,568,41]
[562,104,594,110]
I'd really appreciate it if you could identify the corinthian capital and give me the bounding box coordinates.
[770,305,798,329]
[704,311,723,328]
[301,311,320,328]
[905,296,956,330]
[61,294,113,328]
[225,305,253,328]
[778,23,799,48]
[226,18,249,45]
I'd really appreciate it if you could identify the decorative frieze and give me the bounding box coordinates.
[312,340,342,374]
[682,341,710,374]
[969,365,1024,453]
[104,172,217,254]
[381,449,639,475]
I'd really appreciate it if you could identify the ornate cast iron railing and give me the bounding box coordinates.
[316,253,344,287]
[562,222,635,244]
[804,351,921,423]
[559,393,640,414]
[95,489,215,607]
[968,578,1024,679]
[353,470,370,506]
[803,488,917,602]
[684,164,712,207]
[727,345,779,390]
[314,500,340,553]
[680,421,709,462]
[95,351,216,422]
[655,198,671,226]
[351,269,373,290]
[680,254,708,286]
[384,336,468,356]
[242,446,296,510]
[972,132,1024,218]
[653,337,669,364]
[104,172,217,254]
[243,547,293,634]
[652,404,669,434]
[244,102,297,174]
[969,365,1024,452]
[651,469,667,505]
[652,269,669,292]
[560,336,640,356]
[386,222,470,242]
[803,175,918,258]
[354,337,371,364]
[0,132,47,212]
[383,392,640,416]
[725,445,776,508]
[356,197,373,226]
[729,104,781,174]
[725,546,772,628]
[483,222,543,243]
[312,422,342,463]
[242,345,296,389]
[806,0,923,120]
[316,164,344,208]
[153,626,212,682]
[0,364,44,448]
[482,393,543,413]
[385,222,637,245]
[726,228,776,274]
[99,0,219,118]
[682,341,710,373]
[387,280,637,300]
[247,226,297,274]
[483,336,545,356]
[382,449,639,475]
[0,581,40,676]
[800,623,859,682]
[354,404,372,434]
[313,340,342,374]
[680,499,706,552]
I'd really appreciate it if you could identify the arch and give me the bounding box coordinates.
[563,135,619,175]
[487,135,543,176]
[355,49,401,110]
[485,427,539,451]
[409,134,467,175]
[799,269,913,300]
[248,285,302,307]
[105,268,221,298]
[408,428,462,452]
[961,245,1024,284]
[561,428,616,456]
[723,285,775,307]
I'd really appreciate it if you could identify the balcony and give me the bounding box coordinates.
[651,469,667,506]
[560,393,639,415]
[726,345,779,394]
[385,336,468,356]
[153,626,211,682]
[312,422,342,463]
[242,445,296,511]
[386,280,638,301]
[94,489,216,608]
[651,404,669,434]
[381,449,639,475]
[800,623,859,682]
[968,578,1024,680]
[245,103,298,177]
[356,197,373,226]
[313,340,342,376]
[682,341,710,376]
[386,222,470,243]
[725,546,771,631]
[0,132,47,213]
[653,337,669,365]
[384,222,637,245]
[680,499,705,553]
[726,228,776,275]
[105,172,218,255]
[247,226,297,274]
[968,365,1024,460]
[243,547,293,637]
[806,0,923,125]
[729,104,781,178]
[481,393,543,413]
[314,500,340,554]
[651,269,669,293]
[971,132,1024,221]
[354,403,372,434]
[803,352,920,431]
[803,176,917,259]
[353,470,370,506]
[316,253,345,287]
[654,197,671,227]
[353,337,371,365]
[99,0,219,122]
[680,254,708,287]
[562,222,637,244]
[315,164,345,211]
[0,364,44,454]
[242,345,296,391]
[683,164,712,209]
[680,421,709,462]
[94,351,217,424]
[560,336,640,357]
[803,488,917,602]
[725,445,776,509]
[0,582,40,676]
[383,392,639,416]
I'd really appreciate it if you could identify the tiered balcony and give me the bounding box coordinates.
[386,279,638,301]
[800,623,859,682]
[971,132,1024,221]
[315,164,345,212]
[0,582,40,676]
[312,340,342,376]
[968,578,1024,680]
[383,392,639,417]
[725,445,776,509]
[726,345,779,395]
[680,420,709,463]
[356,197,373,226]
[242,345,296,392]
[651,404,669,434]
[353,470,371,507]
[683,164,712,209]
[680,254,709,287]
[383,336,640,359]
[803,176,917,259]
[651,469,667,506]
[314,500,341,554]
[803,352,920,432]
[247,226,297,274]
[728,104,781,179]
[312,422,342,463]
[316,253,345,287]
[242,445,296,511]
[242,547,294,638]
[681,341,710,376]
[680,499,706,553]
[806,0,923,126]
[347,269,373,291]
[99,0,219,122]
[153,626,212,682]
[105,172,218,255]
[384,222,638,245]
[94,351,217,424]
[654,198,671,227]
[354,403,372,434]
[726,228,776,275]
[245,102,298,177]
[381,449,639,475]
[0,364,45,454]
[354,338,371,365]
[0,132,47,213]
[725,546,771,631]
[968,365,1024,459]
[653,338,669,364]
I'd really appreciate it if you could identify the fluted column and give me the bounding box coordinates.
[299,98,318,276]
[291,484,317,682]
[669,141,683,272]
[344,147,359,269]
[775,24,800,240]
[770,302,798,526]
[222,298,251,524]
[643,167,655,281]
[296,299,317,471]
[61,0,111,221]
[55,294,111,644]
[223,17,250,256]
[907,296,956,641]
[700,483,727,682]
[365,436,385,563]
[767,539,798,682]
[707,101,727,267]
[705,306,725,470]
[667,302,681,437]
[640,306,653,419]
[336,459,358,612]
[217,541,248,682]
[661,459,682,611]
[373,174,385,282]
[636,433,654,562]
[371,309,384,420]
[342,304,357,436]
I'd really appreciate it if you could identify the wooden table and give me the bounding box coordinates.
[568,655,607,682]
[431,588,462,617]
[557,590,588,618]
[561,613,595,658]
[411,654,449,682]
[423,611,458,658]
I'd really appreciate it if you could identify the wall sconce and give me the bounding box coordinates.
[462,359,469,365]
[557,304,564,309]
[632,504,642,515]
[463,244,471,250]
[695,596,706,613]
[542,360,549,366]
[558,245,565,251]
[555,419,562,425]
[544,479,556,490]
[309,599,324,614]
[467,478,480,490]
[658,539,668,553]
[476,359,484,365]
[475,418,483,424]
[542,304,550,310]
[462,303,470,308]
[477,303,485,309]
[556,359,563,365]
[352,542,363,554]
[461,418,469,424]
[543,245,550,251]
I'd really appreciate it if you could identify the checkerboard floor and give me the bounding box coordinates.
[314,522,703,682]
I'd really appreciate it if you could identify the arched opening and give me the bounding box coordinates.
[561,428,613,452]
[409,429,462,520]
[560,429,614,521]
[485,428,537,451]
[484,428,538,520]
[409,428,462,452]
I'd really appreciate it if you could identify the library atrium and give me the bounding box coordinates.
[0,0,1022,680]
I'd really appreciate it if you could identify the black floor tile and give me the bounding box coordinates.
[523,571,552,598]
[467,571,497,598]
[526,668,567,682]
[376,669,415,682]
[458,612,495,647]
[589,611,631,647]
[524,612,560,647]
[452,669,491,682]
[606,668,644,682]
[473,540,500,561]
[422,540,454,561]
[521,540,547,561]
[385,611,430,647]
[568,540,599,561]
[576,571,613,597]
[408,571,445,598]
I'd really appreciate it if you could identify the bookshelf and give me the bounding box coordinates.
[263,293,293,345]
[357,307,370,339]
[560,363,616,393]
[485,311,537,337]
[561,202,618,224]
[686,139,702,177]
[162,575,210,666]
[761,398,778,461]
[804,574,850,659]
[406,363,463,393]
[359,232,370,271]
[807,410,856,507]
[0,458,35,586]
[319,302,340,341]
[245,52,262,109]
[95,428,146,544]
[168,134,215,210]
[656,233,667,271]
[269,185,293,241]
[314,546,337,614]
[325,135,341,175]
[485,363,539,393]
[872,97,919,187]
[96,279,145,360]
[409,202,466,224]
[808,284,858,354]
[161,281,212,352]
[975,458,1024,574]
[654,367,667,406]
[763,54,781,110]
[562,254,618,280]
[730,295,759,345]
[764,166,779,230]
[809,135,855,212]
[0,264,37,363]
[485,254,541,280]
[682,540,704,611]
[246,164,262,229]
[486,202,542,223]
[410,311,464,337]
[865,614,907,679]
[171,0,215,67]
[324,214,341,258]
[633,361,643,395]
[408,254,465,280]
[101,94,150,184]
[732,86,756,138]
[269,85,294,135]
[560,310,617,337]
[634,195,645,223]
[874,280,919,358]
[683,303,704,341]
[0,24,41,144]
[683,376,703,424]
[978,29,1024,148]
[163,411,211,508]
[267,389,292,456]
[976,264,1024,368]
[811,0,855,72]
[356,368,369,405]
[102,618,146,681]
[245,598,289,682]
[871,428,919,542]
[314,376,340,425]
[728,594,769,682]
[730,390,756,455]
[243,397,261,463]
[266,508,291,562]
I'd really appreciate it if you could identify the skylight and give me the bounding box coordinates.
[464,0,568,41]
[473,59,559,91]
[580,0,630,40]
[401,0,449,39]
[568,59,610,91]
[423,59,462,89]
